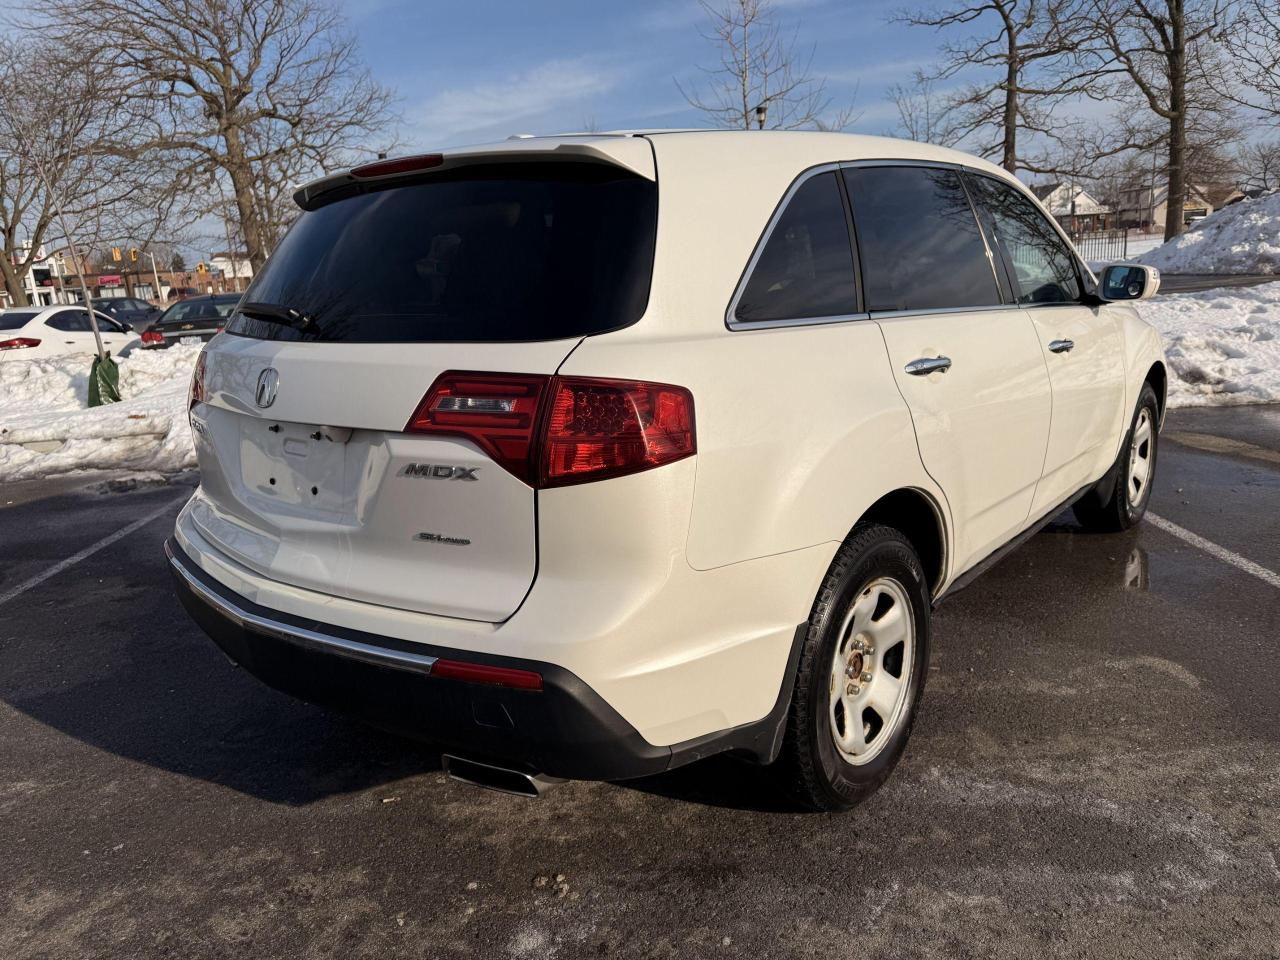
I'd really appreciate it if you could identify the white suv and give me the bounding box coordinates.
[168,132,1166,810]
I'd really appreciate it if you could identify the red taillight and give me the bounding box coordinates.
[405,372,549,484]
[405,372,696,488]
[541,377,695,487]
[351,153,444,178]
[0,337,40,350]
[189,350,207,409]
[140,329,164,344]
[432,659,543,691]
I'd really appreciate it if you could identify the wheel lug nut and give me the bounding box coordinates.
[861,672,873,683]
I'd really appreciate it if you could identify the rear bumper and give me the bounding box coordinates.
[168,538,799,781]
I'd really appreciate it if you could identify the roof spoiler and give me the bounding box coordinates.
[293,137,656,211]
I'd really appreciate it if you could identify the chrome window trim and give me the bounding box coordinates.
[167,543,439,676]
[725,162,862,332]
[725,157,1050,332]
[870,303,1022,321]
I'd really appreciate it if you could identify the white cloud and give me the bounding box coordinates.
[410,58,617,146]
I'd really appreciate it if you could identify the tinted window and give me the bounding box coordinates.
[211,296,241,317]
[0,311,38,330]
[735,171,856,323]
[967,175,1081,304]
[843,166,999,312]
[46,310,92,332]
[160,299,222,324]
[226,163,658,343]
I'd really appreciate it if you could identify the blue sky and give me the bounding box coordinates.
[347,0,950,149]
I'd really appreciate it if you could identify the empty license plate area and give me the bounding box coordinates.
[239,418,352,520]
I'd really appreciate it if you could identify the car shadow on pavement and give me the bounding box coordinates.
[0,558,446,806]
[0,509,1155,812]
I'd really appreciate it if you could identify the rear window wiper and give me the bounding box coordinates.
[238,301,321,336]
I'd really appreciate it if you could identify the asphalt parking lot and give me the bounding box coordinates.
[2,406,1278,960]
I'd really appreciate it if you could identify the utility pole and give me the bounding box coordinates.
[148,251,163,302]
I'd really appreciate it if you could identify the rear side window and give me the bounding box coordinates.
[734,171,856,323]
[0,311,37,330]
[967,175,1082,304]
[226,163,658,343]
[843,166,999,312]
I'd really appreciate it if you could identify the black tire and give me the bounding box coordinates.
[1073,383,1160,533]
[777,523,931,812]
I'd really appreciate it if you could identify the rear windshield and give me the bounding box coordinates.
[159,298,240,324]
[225,163,658,343]
[0,311,38,330]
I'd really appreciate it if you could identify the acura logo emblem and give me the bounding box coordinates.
[255,368,279,408]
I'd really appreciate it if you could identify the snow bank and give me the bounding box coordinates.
[1135,283,1280,407]
[1137,192,1280,275]
[0,345,201,482]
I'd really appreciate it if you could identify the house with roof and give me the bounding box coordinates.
[1030,182,1113,234]
[1116,182,1215,231]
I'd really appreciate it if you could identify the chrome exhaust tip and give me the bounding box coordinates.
[442,754,566,798]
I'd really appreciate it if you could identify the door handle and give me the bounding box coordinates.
[904,356,952,376]
[1048,339,1075,354]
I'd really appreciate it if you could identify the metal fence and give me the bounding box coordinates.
[1067,229,1129,263]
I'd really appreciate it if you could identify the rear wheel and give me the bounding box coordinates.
[778,523,930,811]
[1073,383,1159,532]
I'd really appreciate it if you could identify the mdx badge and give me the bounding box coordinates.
[255,368,279,409]
[401,463,479,481]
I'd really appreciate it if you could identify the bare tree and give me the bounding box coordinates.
[0,38,180,307]
[678,0,857,130]
[888,73,963,145]
[1225,0,1280,124]
[1081,0,1235,240]
[1236,140,1280,192]
[894,0,1097,174]
[47,0,399,272]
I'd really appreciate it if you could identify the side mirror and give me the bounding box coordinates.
[1099,263,1160,301]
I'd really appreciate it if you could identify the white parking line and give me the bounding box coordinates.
[0,497,184,608]
[1147,513,1280,590]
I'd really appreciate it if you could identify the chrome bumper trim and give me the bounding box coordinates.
[166,541,439,676]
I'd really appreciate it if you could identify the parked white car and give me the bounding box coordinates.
[167,132,1166,810]
[0,305,140,361]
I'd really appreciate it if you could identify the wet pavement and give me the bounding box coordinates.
[1,406,1278,959]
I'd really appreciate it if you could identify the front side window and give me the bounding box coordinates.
[968,175,1082,304]
[46,310,92,332]
[734,171,857,324]
[843,166,999,313]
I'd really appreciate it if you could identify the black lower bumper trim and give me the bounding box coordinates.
[167,539,804,781]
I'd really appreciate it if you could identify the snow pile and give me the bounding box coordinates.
[1137,192,1280,275]
[0,345,201,482]
[1136,283,1280,407]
